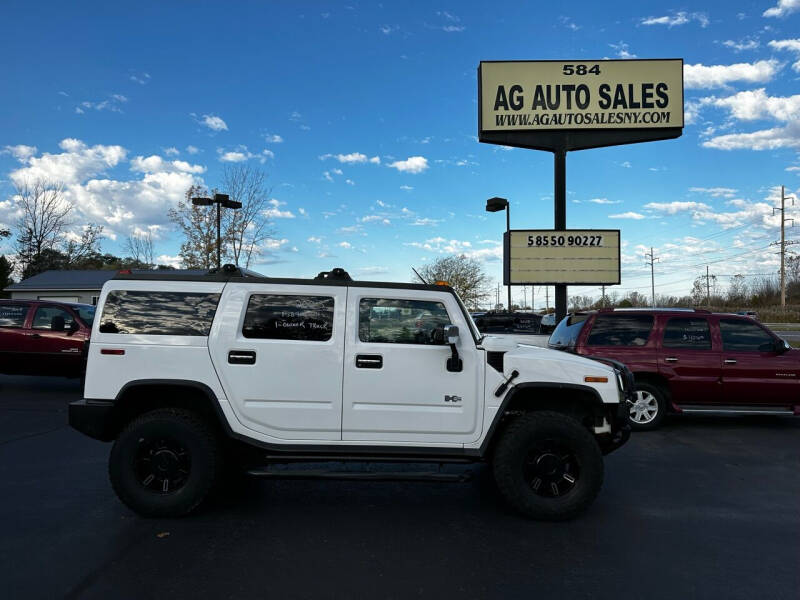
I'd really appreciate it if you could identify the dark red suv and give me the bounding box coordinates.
[0,299,95,377]
[548,309,798,429]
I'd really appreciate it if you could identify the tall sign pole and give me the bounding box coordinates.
[554,148,567,319]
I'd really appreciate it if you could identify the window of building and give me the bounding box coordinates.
[242,294,334,341]
[98,291,220,336]
[662,318,712,350]
[586,314,654,347]
[359,298,450,345]
[720,318,776,352]
[32,306,75,331]
[0,303,29,328]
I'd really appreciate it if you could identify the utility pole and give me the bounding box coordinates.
[645,248,659,307]
[706,265,711,308]
[545,286,550,313]
[601,285,606,308]
[773,185,795,311]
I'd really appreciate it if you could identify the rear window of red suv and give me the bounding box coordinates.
[586,314,654,347]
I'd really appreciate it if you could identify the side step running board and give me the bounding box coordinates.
[246,469,472,483]
[679,406,795,416]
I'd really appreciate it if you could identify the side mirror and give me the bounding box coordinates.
[445,324,459,345]
[776,339,791,353]
[68,320,80,335]
[443,324,462,372]
[51,316,65,332]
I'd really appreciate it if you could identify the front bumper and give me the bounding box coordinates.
[584,356,634,455]
[68,399,115,441]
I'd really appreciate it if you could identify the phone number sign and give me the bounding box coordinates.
[503,229,621,285]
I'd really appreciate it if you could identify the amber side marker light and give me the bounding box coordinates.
[434,280,450,286]
[584,376,608,383]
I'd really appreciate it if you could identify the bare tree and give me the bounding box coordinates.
[168,185,223,269]
[222,164,274,268]
[416,255,491,308]
[123,230,156,268]
[14,179,72,274]
[62,224,104,265]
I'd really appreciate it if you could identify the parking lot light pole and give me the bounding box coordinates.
[191,193,243,269]
[486,197,511,312]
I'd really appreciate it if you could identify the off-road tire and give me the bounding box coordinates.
[109,408,221,517]
[492,411,604,521]
[628,382,667,431]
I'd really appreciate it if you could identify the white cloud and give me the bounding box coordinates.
[77,94,128,113]
[722,38,760,52]
[700,89,800,150]
[588,198,621,204]
[263,238,289,250]
[264,200,295,219]
[609,41,636,59]
[689,187,738,198]
[298,207,307,216]
[769,39,800,72]
[609,211,646,220]
[640,11,708,27]
[320,152,380,164]
[323,168,343,181]
[763,0,800,18]
[338,241,352,249]
[307,236,322,244]
[163,147,180,156]
[400,185,414,191]
[388,156,429,174]
[0,139,209,245]
[411,217,441,226]
[644,201,711,214]
[361,215,391,224]
[199,114,228,131]
[683,60,780,89]
[3,145,38,162]
[186,145,200,155]
[345,179,355,186]
[264,134,283,143]
[217,146,273,163]
[8,138,127,185]
[130,72,151,85]
[156,254,182,269]
[130,155,206,174]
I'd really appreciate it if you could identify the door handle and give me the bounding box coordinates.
[228,350,256,365]
[665,357,679,363]
[356,354,383,369]
[724,359,737,365]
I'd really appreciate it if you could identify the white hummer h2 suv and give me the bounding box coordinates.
[69,266,631,520]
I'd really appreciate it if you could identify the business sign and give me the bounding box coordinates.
[504,229,621,285]
[478,59,683,151]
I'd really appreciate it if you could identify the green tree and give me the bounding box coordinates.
[168,185,224,269]
[415,255,491,308]
[0,255,14,297]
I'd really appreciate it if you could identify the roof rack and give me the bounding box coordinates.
[314,267,352,281]
[207,264,264,278]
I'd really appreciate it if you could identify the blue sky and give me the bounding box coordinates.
[1,0,799,308]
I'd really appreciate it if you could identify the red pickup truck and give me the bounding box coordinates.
[548,308,799,429]
[0,299,95,377]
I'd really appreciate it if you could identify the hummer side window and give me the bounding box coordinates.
[586,315,654,347]
[359,298,450,345]
[99,291,220,335]
[662,318,712,350]
[242,294,334,341]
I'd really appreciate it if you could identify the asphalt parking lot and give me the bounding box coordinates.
[1,375,799,600]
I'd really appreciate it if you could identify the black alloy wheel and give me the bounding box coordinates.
[134,437,191,495]
[522,441,580,498]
